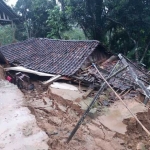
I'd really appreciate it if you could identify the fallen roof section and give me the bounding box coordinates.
[0,38,101,76]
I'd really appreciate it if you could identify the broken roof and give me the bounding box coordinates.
[0,38,103,76]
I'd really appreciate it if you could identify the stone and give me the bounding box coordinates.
[48,87,84,102]
[57,104,67,112]
[22,126,33,137]
[79,98,97,117]
[99,95,108,101]
[136,142,146,150]
[48,117,62,126]
[43,123,58,136]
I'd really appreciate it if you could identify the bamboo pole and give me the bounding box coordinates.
[93,63,150,136]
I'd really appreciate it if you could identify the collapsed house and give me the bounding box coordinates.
[0,38,150,146]
[0,38,149,95]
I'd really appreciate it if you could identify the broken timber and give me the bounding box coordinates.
[42,75,61,85]
[93,63,150,136]
[67,61,127,143]
[5,66,56,77]
[118,54,150,104]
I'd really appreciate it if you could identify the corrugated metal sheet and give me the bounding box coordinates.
[0,38,100,76]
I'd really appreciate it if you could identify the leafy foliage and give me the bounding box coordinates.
[2,0,150,67]
[0,25,15,45]
[105,0,150,64]
[47,6,70,39]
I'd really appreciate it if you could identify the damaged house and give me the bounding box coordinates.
[0,38,150,146]
[0,38,149,100]
[0,38,149,93]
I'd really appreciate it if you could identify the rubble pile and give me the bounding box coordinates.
[0,38,150,149]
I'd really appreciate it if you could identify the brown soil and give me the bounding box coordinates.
[116,110,150,150]
[22,81,150,150]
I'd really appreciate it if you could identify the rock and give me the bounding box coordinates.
[48,117,62,126]
[99,95,108,101]
[57,104,67,112]
[88,108,97,118]
[136,142,146,150]
[43,123,58,136]
[129,117,137,125]
[22,126,33,136]
[79,98,97,117]
[47,86,86,114]
[48,87,84,102]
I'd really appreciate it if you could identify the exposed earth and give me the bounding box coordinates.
[0,79,150,150]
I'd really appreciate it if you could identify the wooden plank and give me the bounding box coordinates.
[42,75,61,85]
[82,88,94,99]
[5,66,56,77]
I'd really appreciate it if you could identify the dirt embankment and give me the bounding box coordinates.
[116,110,150,150]
[22,83,126,150]
[22,82,150,150]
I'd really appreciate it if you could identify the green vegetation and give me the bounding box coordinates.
[1,0,150,67]
[0,25,15,45]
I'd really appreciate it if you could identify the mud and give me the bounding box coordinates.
[21,81,150,150]
[22,82,127,150]
[116,110,150,150]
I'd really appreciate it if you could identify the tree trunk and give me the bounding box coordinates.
[135,42,139,62]
[140,41,150,63]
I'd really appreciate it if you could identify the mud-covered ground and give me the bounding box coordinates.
[22,81,150,150]
[116,111,150,150]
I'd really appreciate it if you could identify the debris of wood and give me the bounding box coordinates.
[67,61,124,143]
[101,55,118,65]
[118,54,150,104]
[50,82,78,91]
[82,88,94,99]
[42,75,61,85]
[93,63,150,136]
[5,66,56,77]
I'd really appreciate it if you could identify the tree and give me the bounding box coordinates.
[14,0,56,38]
[0,25,14,45]
[60,0,106,41]
[105,0,150,64]
[47,6,70,39]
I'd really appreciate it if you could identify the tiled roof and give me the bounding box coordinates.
[0,38,100,76]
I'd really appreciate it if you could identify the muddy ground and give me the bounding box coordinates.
[22,81,150,150]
